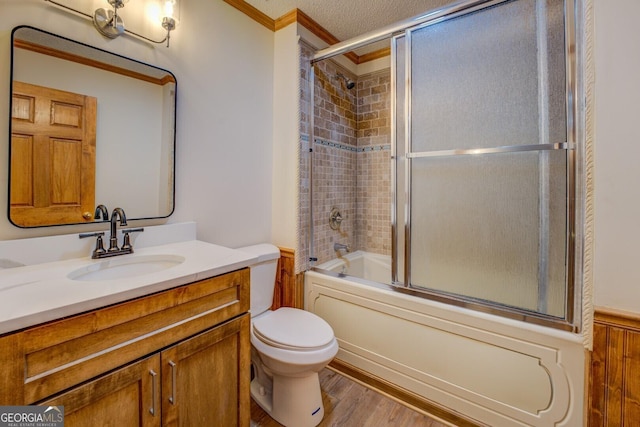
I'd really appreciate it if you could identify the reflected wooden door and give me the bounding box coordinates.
[10,81,96,226]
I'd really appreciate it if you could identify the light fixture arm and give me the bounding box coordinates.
[162,16,176,48]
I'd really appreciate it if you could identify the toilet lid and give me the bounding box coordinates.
[253,308,334,350]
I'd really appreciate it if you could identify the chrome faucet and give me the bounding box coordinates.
[334,243,351,253]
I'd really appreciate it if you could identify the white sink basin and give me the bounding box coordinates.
[68,254,185,281]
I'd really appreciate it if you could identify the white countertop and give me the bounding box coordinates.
[0,240,258,335]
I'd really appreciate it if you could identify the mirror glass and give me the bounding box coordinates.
[9,26,176,227]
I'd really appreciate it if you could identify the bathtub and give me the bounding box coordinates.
[306,252,585,426]
[313,250,391,284]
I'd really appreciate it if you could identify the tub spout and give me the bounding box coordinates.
[334,243,351,253]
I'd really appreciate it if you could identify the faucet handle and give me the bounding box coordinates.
[121,233,132,251]
[121,228,143,251]
[79,231,105,239]
[122,227,144,234]
[79,232,106,258]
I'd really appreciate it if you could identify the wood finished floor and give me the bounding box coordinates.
[250,368,449,427]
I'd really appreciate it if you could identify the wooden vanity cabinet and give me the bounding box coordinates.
[0,269,251,427]
[161,314,249,427]
[40,354,161,427]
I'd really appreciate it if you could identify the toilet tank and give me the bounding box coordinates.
[237,244,280,316]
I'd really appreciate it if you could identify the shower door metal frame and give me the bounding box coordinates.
[308,63,316,266]
[310,0,586,333]
[390,0,582,332]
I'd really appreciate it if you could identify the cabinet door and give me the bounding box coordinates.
[39,355,161,427]
[161,314,250,427]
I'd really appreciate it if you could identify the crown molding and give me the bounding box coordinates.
[223,0,275,31]
[223,0,389,64]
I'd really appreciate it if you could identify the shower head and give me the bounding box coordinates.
[335,72,355,90]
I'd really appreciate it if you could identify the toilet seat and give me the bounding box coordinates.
[253,308,334,351]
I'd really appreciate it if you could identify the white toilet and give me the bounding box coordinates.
[240,244,339,427]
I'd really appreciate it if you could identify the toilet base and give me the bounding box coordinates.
[251,372,324,427]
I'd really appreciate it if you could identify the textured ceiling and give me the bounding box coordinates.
[244,0,452,42]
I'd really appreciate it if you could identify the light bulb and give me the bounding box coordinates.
[164,0,175,18]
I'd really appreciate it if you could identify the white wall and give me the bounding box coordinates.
[593,0,640,314]
[171,0,274,248]
[0,0,274,248]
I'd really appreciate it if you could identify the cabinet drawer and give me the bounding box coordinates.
[0,268,248,404]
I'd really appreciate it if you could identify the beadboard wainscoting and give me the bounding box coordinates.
[590,308,640,425]
[273,247,304,309]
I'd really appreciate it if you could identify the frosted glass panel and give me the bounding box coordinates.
[409,151,567,316]
[402,0,570,319]
[410,0,566,152]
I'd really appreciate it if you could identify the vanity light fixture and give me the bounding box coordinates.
[92,0,177,46]
[93,0,128,39]
[44,0,178,47]
[161,0,177,47]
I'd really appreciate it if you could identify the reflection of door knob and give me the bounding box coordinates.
[83,211,92,220]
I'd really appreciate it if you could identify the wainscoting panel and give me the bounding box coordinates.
[589,308,640,426]
[272,247,304,309]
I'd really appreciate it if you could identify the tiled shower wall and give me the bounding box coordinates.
[355,71,391,257]
[311,57,358,265]
[299,40,391,268]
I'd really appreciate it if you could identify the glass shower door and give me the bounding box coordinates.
[393,0,573,323]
